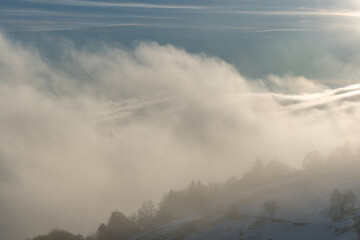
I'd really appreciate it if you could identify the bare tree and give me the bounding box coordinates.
[329,188,357,221]
[343,190,356,214]
[263,200,279,219]
[329,188,343,221]
[137,200,156,230]
[128,212,138,227]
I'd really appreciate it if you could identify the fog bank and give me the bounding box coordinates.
[0,33,360,239]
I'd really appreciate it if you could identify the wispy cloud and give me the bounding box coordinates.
[8,23,146,32]
[24,0,207,10]
[21,0,360,18]
[2,0,360,34]
[0,9,179,19]
[275,84,360,112]
[225,9,360,18]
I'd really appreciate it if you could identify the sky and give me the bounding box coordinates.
[2,0,360,80]
[1,1,360,239]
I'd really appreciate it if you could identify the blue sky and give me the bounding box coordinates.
[2,0,360,80]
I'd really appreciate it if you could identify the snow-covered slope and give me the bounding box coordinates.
[134,214,358,240]
[132,165,360,240]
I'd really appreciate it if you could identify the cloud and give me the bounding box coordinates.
[226,9,360,18]
[24,0,207,10]
[1,32,360,239]
[5,0,360,33]
[261,75,329,94]
[273,83,360,113]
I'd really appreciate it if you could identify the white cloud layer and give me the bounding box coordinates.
[0,33,360,239]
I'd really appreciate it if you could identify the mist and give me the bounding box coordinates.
[1,32,360,239]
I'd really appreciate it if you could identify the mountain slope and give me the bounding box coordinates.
[132,164,360,240]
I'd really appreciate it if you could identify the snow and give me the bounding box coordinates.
[132,165,360,240]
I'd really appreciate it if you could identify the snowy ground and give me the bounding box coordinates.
[132,166,360,240]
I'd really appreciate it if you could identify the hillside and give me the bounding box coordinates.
[132,157,360,240]
[27,144,360,240]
